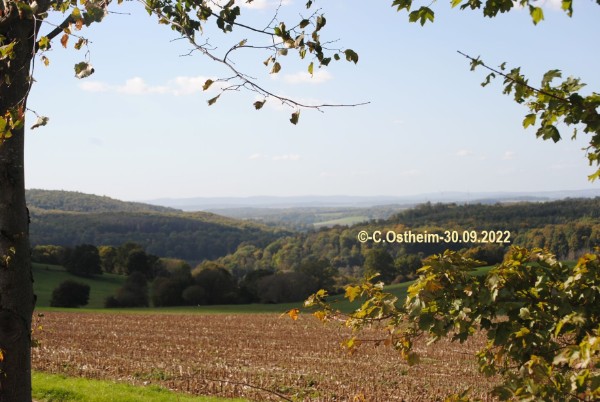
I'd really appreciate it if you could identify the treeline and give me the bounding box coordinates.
[388,198,600,228]
[29,210,287,262]
[27,189,289,262]
[35,243,338,308]
[26,189,174,213]
[201,198,600,286]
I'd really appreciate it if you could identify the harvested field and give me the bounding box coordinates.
[33,311,498,401]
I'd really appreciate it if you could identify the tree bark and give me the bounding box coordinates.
[0,7,37,402]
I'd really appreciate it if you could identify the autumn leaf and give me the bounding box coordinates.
[60,33,69,48]
[286,308,300,321]
[202,79,214,91]
[313,311,327,321]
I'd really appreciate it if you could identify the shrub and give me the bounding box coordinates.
[50,280,90,308]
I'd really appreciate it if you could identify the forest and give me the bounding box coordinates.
[30,190,600,309]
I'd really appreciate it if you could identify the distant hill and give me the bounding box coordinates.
[27,190,288,263]
[145,189,600,210]
[205,197,600,277]
[26,189,176,213]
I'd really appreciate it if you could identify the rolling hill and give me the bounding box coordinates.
[27,190,289,263]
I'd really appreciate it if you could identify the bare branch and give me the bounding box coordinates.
[139,0,369,112]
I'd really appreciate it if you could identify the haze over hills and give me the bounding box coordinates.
[145,189,600,211]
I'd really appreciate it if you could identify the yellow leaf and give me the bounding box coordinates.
[286,308,299,321]
[0,349,3,362]
[313,311,326,321]
[345,285,361,302]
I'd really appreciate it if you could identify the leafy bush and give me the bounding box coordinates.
[306,247,600,401]
[257,272,318,303]
[50,280,90,308]
[104,272,148,308]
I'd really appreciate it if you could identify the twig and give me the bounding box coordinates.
[457,50,569,104]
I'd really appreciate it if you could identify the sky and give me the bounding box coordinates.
[24,0,600,201]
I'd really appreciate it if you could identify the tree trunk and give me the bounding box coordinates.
[0,8,37,402]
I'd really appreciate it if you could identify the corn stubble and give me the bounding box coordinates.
[33,312,497,401]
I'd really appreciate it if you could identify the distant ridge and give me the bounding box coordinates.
[25,189,286,263]
[27,189,177,213]
[146,189,600,211]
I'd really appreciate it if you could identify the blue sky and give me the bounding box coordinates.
[25,0,600,201]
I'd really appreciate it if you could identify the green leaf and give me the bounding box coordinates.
[408,7,434,26]
[207,95,220,106]
[530,6,544,25]
[523,113,536,128]
[344,49,359,64]
[74,62,94,79]
[451,0,462,7]
[38,36,50,51]
[541,69,562,87]
[0,41,16,60]
[308,62,314,75]
[290,111,300,125]
[253,100,266,110]
[202,79,214,91]
[540,125,561,142]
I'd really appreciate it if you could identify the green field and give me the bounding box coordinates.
[32,372,245,402]
[313,214,369,228]
[33,263,495,313]
[33,263,125,309]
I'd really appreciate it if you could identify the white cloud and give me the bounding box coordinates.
[502,151,516,160]
[272,154,301,161]
[248,153,266,160]
[79,76,215,96]
[282,70,332,85]
[456,149,473,157]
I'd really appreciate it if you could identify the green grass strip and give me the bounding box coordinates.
[32,372,247,402]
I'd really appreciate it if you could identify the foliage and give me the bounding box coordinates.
[31,245,67,265]
[206,198,600,287]
[29,193,287,263]
[256,272,318,304]
[50,280,90,308]
[105,272,149,308]
[390,0,600,180]
[306,247,600,400]
[191,263,239,305]
[64,244,102,277]
[26,189,174,214]
[364,248,396,284]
